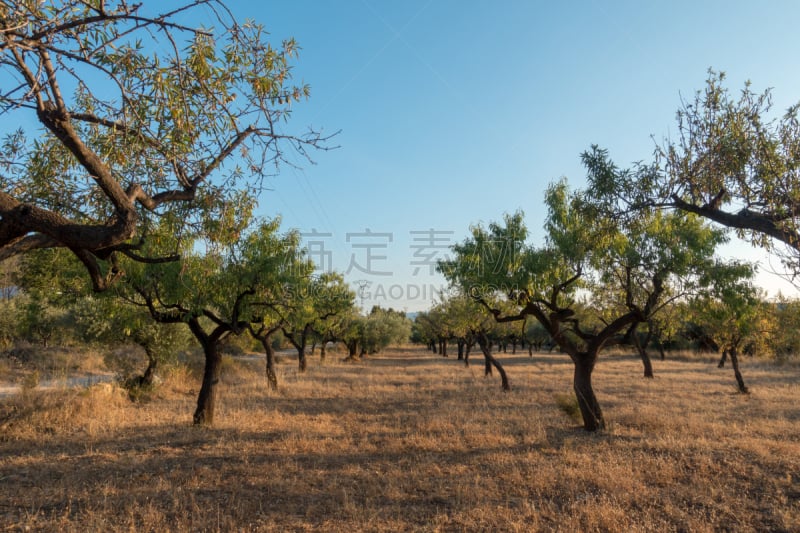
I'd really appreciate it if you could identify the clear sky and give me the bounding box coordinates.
[224,0,800,311]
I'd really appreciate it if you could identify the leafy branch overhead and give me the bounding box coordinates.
[586,70,800,276]
[0,0,336,290]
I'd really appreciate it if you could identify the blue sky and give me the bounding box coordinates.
[10,1,800,311]
[223,1,800,310]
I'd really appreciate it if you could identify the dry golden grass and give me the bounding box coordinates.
[1,346,799,532]
[1,343,112,391]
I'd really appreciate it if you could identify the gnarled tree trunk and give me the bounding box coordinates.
[249,324,282,390]
[477,331,510,391]
[632,329,654,378]
[140,345,159,386]
[283,324,313,372]
[191,321,227,426]
[572,353,605,431]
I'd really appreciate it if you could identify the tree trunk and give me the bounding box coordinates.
[718,349,728,368]
[573,353,605,432]
[260,336,278,390]
[639,348,654,378]
[347,339,358,359]
[320,342,327,359]
[140,345,159,386]
[249,324,281,391]
[477,332,510,391]
[485,351,509,391]
[728,347,749,393]
[511,341,517,354]
[656,340,666,361]
[440,339,448,357]
[283,326,311,372]
[457,340,464,360]
[632,330,654,378]
[193,335,223,426]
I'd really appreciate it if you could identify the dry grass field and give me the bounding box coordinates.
[1,346,798,532]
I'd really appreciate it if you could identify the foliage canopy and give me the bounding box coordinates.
[0,0,331,290]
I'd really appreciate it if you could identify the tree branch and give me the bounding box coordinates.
[670,194,799,248]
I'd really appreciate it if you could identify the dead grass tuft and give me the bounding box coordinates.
[1,382,129,441]
[553,391,582,424]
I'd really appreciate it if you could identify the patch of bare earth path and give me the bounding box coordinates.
[0,346,798,531]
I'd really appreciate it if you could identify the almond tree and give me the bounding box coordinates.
[440,177,728,431]
[246,255,347,389]
[1,0,331,290]
[434,295,511,390]
[248,312,286,391]
[73,294,195,386]
[438,295,477,361]
[241,223,315,390]
[412,311,439,354]
[280,272,355,372]
[129,218,306,425]
[689,273,763,393]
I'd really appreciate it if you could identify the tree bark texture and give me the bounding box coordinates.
[477,332,510,391]
[262,337,278,390]
[573,354,605,431]
[193,338,223,425]
[298,347,307,372]
[141,346,159,386]
[633,331,655,378]
[729,347,749,393]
